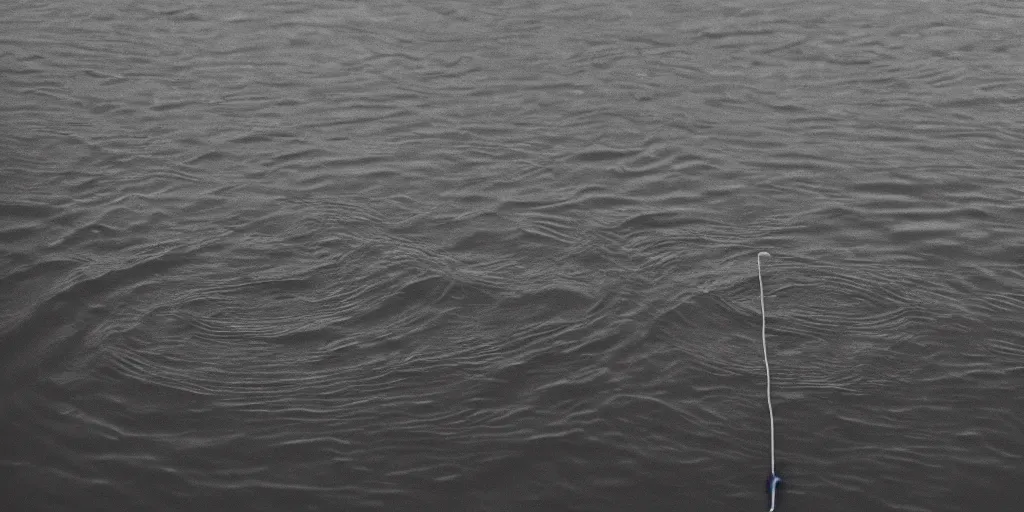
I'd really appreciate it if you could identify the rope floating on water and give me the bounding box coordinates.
[757,251,782,511]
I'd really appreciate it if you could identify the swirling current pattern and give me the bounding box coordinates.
[1,0,1023,511]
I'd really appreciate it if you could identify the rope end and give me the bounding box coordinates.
[767,472,782,511]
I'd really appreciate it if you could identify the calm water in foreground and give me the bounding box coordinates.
[2,0,1023,510]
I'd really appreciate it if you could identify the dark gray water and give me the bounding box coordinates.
[2,0,1023,510]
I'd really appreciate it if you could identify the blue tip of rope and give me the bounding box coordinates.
[767,473,782,511]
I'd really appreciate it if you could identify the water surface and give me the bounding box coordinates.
[2,0,1023,510]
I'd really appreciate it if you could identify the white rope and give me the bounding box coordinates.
[757,251,780,511]
[758,251,774,473]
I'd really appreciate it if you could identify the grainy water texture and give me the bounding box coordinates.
[1,0,1023,511]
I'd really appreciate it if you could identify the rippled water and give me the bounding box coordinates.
[2,0,1023,510]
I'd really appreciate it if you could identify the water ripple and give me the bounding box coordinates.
[3,0,1024,510]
